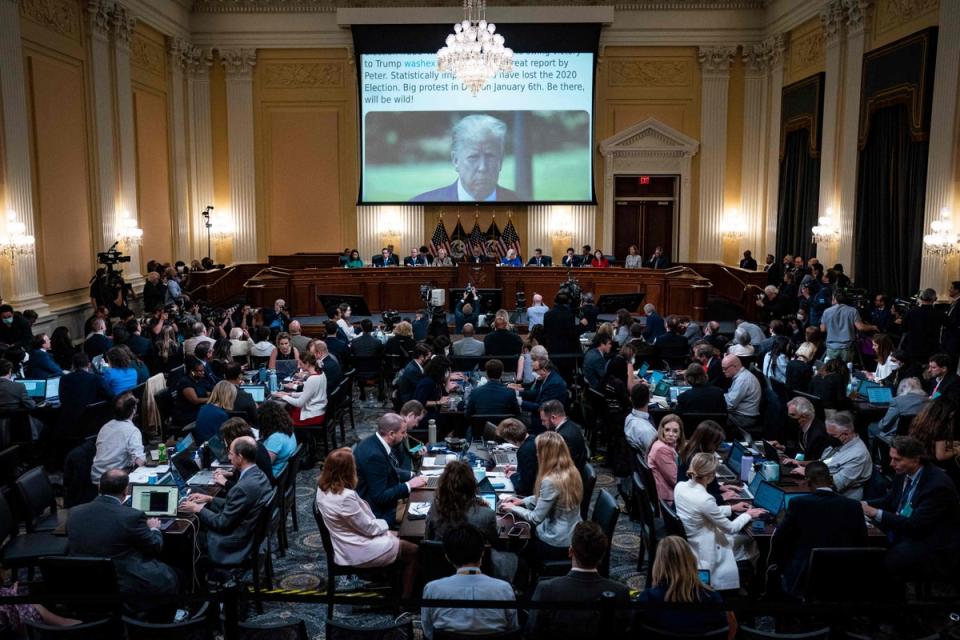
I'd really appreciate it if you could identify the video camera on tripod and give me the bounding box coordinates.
[92,242,133,312]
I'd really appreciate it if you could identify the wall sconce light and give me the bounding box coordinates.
[550,207,574,240]
[811,208,840,244]
[0,210,35,264]
[116,209,143,247]
[210,211,235,241]
[923,207,959,260]
[720,211,747,240]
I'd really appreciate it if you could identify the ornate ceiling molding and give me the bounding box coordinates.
[219,47,257,74]
[189,0,767,13]
[698,45,737,75]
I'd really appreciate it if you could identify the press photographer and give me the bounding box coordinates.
[89,243,134,316]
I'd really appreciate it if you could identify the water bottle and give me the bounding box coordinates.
[428,419,437,444]
[268,369,278,393]
[157,443,167,464]
[741,454,754,483]
[463,383,472,407]
[258,365,267,384]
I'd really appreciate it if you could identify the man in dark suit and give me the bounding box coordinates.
[497,418,538,496]
[924,353,960,400]
[372,247,400,267]
[410,115,519,202]
[540,399,587,472]
[403,247,431,266]
[582,333,612,391]
[654,315,690,360]
[56,353,112,436]
[122,318,152,358]
[863,436,960,581]
[180,436,273,565]
[646,246,670,269]
[82,317,112,360]
[355,413,428,525]
[739,250,758,270]
[784,396,829,461]
[0,358,35,414]
[676,363,726,413]
[313,340,342,392]
[0,304,33,349]
[465,359,519,418]
[772,462,867,596]
[641,304,666,342]
[323,320,349,361]
[692,342,726,388]
[512,358,568,435]
[464,244,488,264]
[902,288,946,361]
[526,249,553,267]
[560,248,580,269]
[67,469,179,599]
[483,316,523,357]
[350,319,384,359]
[764,254,781,286]
[543,293,581,357]
[397,344,431,404]
[527,522,630,640]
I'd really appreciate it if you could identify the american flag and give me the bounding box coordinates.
[486,220,503,259]
[501,217,522,257]
[468,219,485,253]
[429,218,451,256]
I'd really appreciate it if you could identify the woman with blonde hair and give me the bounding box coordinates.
[385,321,416,361]
[194,380,237,444]
[502,431,583,561]
[673,453,764,592]
[315,448,418,598]
[637,536,735,637]
[647,414,685,502]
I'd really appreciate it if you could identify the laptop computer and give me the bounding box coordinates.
[733,470,765,501]
[856,379,882,396]
[275,359,299,380]
[653,380,672,398]
[239,384,267,403]
[751,480,785,520]
[636,362,650,378]
[762,440,782,462]
[206,435,229,465]
[17,379,46,400]
[130,485,180,530]
[669,386,692,405]
[866,386,893,406]
[724,441,749,479]
[44,377,60,404]
[493,450,518,467]
[782,491,812,511]
[170,449,217,486]
[647,370,666,386]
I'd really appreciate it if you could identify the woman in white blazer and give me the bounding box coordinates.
[673,453,765,591]
[274,351,327,426]
[315,448,417,598]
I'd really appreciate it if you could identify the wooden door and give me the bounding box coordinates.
[614,203,642,260]
[642,202,674,259]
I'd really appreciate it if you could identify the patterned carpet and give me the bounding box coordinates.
[243,397,648,638]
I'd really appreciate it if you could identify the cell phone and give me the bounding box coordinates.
[409,444,424,454]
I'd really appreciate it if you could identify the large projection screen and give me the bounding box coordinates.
[353,24,600,206]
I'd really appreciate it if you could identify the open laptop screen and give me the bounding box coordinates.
[17,379,46,399]
[131,485,179,516]
[45,377,60,400]
[240,385,266,403]
[752,481,785,515]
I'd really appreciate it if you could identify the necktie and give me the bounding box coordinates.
[897,476,913,514]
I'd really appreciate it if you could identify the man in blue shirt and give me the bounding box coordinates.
[421,524,518,639]
[582,333,612,390]
[526,293,548,329]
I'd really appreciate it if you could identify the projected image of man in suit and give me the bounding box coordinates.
[411,115,519,202]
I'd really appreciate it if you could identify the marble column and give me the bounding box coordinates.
[186,47,215,262]
[835,0,871,277]
[697,46,736,262]
[740,44,770,259]
[0,0,48,313]
[763,34,788,255]
[86,0,118,253]
[168,38,193,262]
[816,0,846,267]
[919,0,960,293]
[111,3,142,281]
[220,48,258,264]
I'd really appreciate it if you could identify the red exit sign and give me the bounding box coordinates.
[638,176,651,185]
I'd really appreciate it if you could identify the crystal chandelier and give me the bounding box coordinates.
[0,210,35,264]
[437,0,513,96]
[811,208,839,244]
[923,208,960,259]
[116,210,143,247]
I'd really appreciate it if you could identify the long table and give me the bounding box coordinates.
[243,262,712,320]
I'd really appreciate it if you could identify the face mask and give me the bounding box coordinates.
[2,318,11,325]
[827,436,843,448]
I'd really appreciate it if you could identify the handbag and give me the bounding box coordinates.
[496,512,531,539]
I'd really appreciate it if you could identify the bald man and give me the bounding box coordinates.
[354,413,427,525]
[527,293,548,328]
[288,320,311,353]
[314,339,342,391]
[722,354,761,431]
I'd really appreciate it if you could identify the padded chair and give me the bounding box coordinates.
[590,489,620,577]
[802,547,892,603]
[580,462,597,520]
[26,618,119,639]
[313,501,397,619]
[268,467,289,560]
[238,619,308,640]
[0,444,21,487]
[433,630,523,640]
[676,412,727,440]
[417,539,456,590]
[326,619,414,640]
[634,455,660,517]
[634,624,728,639]
[739,628,831,640]
[281,442,305,543]
[36,556,120,620]
[0,493,68,580]
[16,466,63,533]
[353,355,385,402]
[122,602,213,639]
[0,409,32,448]
[630,473,659,580]
[659,499,685,539]
[209,489,276,614]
